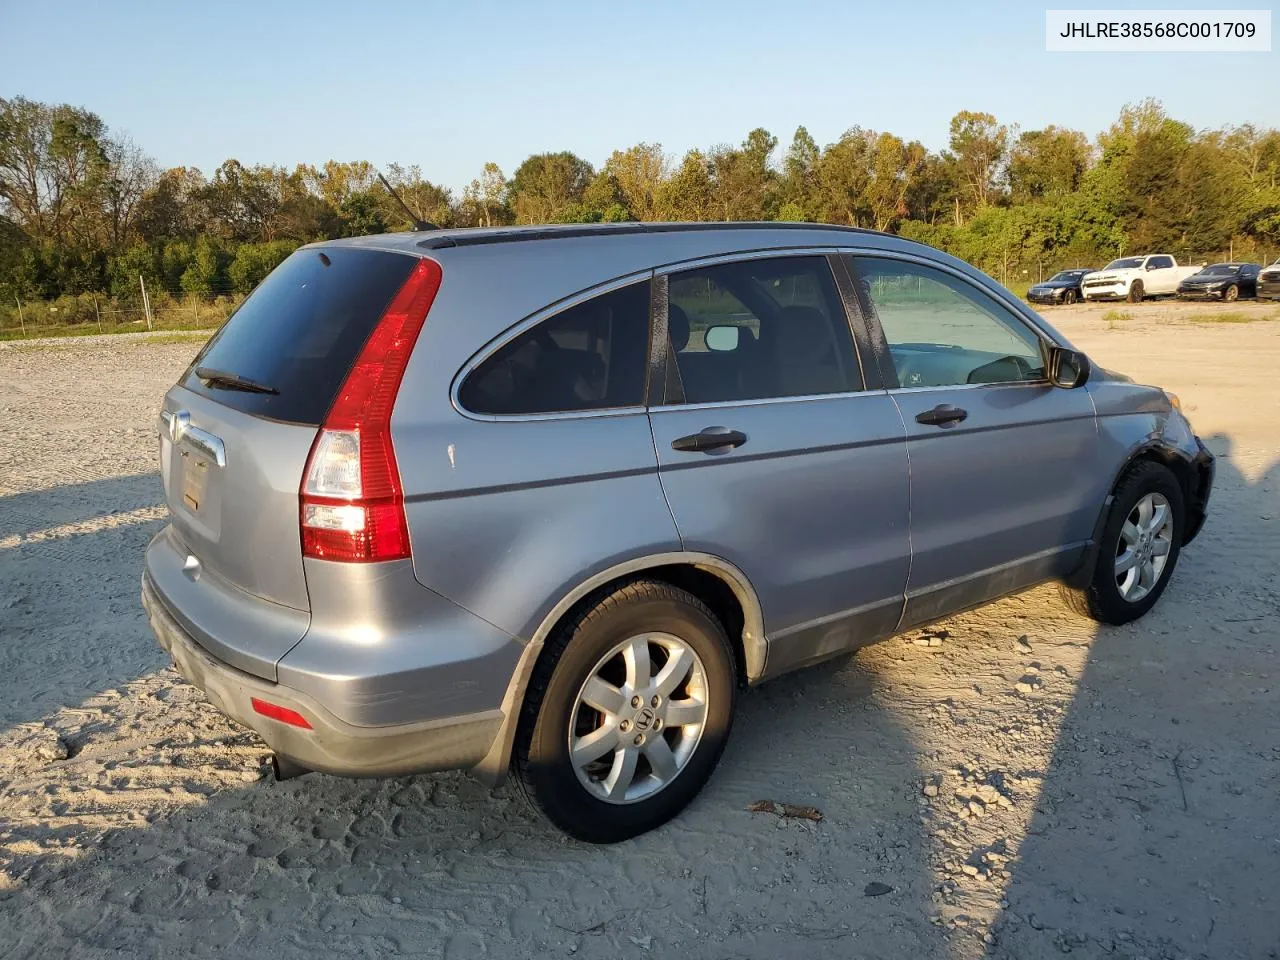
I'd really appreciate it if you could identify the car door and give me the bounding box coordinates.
[646,252,910,677]
[1145,255,1177,294]
[846,255,1102,628]
[1241,264,1260,297]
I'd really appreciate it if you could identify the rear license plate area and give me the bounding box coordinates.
[181,453,209,513]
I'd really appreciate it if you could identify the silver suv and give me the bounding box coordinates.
[142,223,1214,842]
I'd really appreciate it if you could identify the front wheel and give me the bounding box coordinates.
[514,580,737,842]
[1063,289,1078,305]
[1223,284,1239,302]
[1127,280,1144,303]
[1061,462,1184,624]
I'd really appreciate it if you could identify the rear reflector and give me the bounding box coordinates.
[250,697,313,729]
[300,257,442,562]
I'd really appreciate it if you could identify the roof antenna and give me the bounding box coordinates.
[377,171,438,232]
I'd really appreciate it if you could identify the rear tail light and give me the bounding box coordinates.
[300,257,442,562]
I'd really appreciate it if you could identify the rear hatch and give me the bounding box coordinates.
[155,245,420,676]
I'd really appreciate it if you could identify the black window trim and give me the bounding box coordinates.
[650,247,871,410]
[843,250,1060,394]
[451,269,655,422]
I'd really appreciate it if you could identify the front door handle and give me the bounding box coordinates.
[915,404,968,427]
[671,427,748,453]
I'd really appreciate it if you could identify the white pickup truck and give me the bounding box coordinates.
[1081,255,1202,302]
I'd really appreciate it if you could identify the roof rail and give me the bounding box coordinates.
[416,221,883,250]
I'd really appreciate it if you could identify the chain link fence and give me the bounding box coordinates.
[0,284,243,340]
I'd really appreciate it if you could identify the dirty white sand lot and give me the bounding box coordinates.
[0,300,1277,960]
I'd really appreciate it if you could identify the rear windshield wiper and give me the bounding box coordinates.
[194,366,279,395]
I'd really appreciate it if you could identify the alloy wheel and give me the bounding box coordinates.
[1115,492,1174,603]
[568,633,709,804]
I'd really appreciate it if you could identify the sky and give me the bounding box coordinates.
[2,0,1276,191]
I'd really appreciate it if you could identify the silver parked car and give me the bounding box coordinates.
[142,223,1214,842]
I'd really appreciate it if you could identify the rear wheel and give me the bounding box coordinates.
[515,580,736,843]
[1061,462,1184,624]
[1223,284,1239,302]
[1127,280,1144,303]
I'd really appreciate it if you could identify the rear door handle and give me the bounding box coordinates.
[914,404,968,427]
[671,428,748,453]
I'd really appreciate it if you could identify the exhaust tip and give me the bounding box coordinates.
[271,754,311,781]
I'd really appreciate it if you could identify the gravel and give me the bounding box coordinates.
[2,304,1279,959]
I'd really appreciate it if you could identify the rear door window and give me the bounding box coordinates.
[665,256,860,404]
[182,247,417,425]
[458,281,650,415]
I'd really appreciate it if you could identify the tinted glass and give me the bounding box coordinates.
[459,282,649,415]
[182,248,416,425]
[1148,256,1175,269]
[853,258,1045,388]
[1202,264,1239,275]
[665,256,859,404]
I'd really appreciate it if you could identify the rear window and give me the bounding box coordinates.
[182,247,417,424]
[458,281,650,416]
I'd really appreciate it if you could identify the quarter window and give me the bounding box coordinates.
[666,256,859,404]
[853,258,1045,388]
[458,281,650,415]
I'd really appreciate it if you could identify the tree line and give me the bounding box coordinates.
[2,94,1278,312]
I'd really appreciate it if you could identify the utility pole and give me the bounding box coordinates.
[139,275,153,330]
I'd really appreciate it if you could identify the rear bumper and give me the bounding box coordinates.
[142,572,503,777]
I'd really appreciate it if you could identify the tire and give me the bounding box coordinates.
[514,579,737,843]
[1223,284,1239,302]
[1063,289,1077,305]
[1061,461,1185,625]
[1127,280,1144,303]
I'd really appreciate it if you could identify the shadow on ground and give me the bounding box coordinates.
[0,475,947,959]
[0,474,168,732]
[986,436,1280,960]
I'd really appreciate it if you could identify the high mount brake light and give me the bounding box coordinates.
[300,257,442,562]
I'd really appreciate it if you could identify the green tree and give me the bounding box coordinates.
[813,128,874,226]
[508,152,594,224]
[179,236,228,299]
[866,133,925,232]
[228,240,297,293]
[1008,126,1091,203]
[709,128,778,221]
[604,143,668,222]
[658,151,714,221]
[779,126,820,218]
[948,110,1010,217]
[460,162,507,226]
[338,191,387,236]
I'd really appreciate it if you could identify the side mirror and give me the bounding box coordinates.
[704,325,740,352]
[1049,346,1090,389]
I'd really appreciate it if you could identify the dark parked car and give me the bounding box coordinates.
[1258,259,1280,300]
[1176,262,1260,301]
[1027,269,1091,305]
